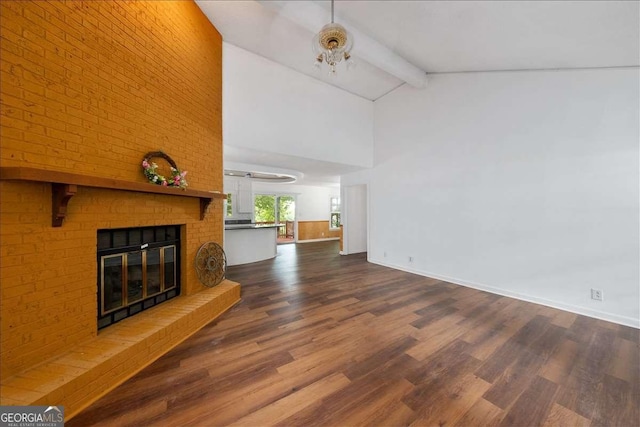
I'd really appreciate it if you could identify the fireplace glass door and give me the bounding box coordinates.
[98,226,180,329]
[100,246,176,316]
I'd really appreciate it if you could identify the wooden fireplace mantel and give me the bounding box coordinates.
[0,167,226,227]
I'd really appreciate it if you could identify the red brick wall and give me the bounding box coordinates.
[0,0,223,378]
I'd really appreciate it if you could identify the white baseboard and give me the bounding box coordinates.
[368,257,640,329]
[296,237,340,244]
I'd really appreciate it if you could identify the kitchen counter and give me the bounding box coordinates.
[224,225,277,266]
[224,224,279,230]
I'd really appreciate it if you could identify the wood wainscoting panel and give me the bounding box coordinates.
[297,220,340,241]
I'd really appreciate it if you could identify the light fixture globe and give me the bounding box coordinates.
[318,22,350,51]
[312,1,354,74]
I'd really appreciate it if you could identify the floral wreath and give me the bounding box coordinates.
[142,151,188,189]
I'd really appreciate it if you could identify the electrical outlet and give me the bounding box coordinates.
[408,256,413,263]
[591,289,603,301]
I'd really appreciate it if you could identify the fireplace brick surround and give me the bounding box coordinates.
[0,0,239,417]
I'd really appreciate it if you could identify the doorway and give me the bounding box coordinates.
[254,194,296,244]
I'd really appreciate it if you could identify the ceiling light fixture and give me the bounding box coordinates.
[312,0,354,75]
[257,0,427,87]
[224,169,297,183]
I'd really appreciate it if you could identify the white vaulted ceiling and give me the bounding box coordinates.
[196,0,639,101]
[195,0,639,185]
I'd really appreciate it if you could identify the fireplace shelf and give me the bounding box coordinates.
[0,167,226,227]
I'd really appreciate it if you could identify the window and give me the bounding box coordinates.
[254,194,295,224]
[330,197,340,229]
[226,193,232,217]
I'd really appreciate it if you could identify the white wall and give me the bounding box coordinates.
[252,182,339,222]
[343,67,639,327]
[224,175,339,223]
[342,184,368,254]
[224,43,374,168]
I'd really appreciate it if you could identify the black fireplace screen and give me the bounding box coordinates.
[97,226,180,329]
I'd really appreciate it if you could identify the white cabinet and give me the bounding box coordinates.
[224,176,252,215]
[237,179,253,213]
[223,176,236,194]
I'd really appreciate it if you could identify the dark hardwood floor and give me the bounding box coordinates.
[69,241,639,426]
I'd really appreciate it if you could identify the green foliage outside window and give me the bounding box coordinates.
[330,197,340,229]
[330,212,341,229]
[278,196,295,222]
[254,195,295,223]
[254,195,275,222]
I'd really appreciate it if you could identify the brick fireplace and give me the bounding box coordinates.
[0,0,239,418]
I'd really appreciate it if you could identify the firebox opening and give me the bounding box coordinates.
[97,225,181,330]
